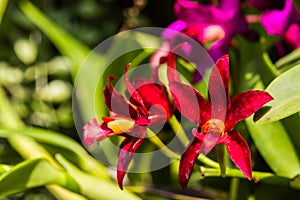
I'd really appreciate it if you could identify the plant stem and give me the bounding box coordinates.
[229,178,239,200]
[147,128,219,168]
[127,186,209,200]
[168,115,192,147]
[146,129,180,159]
[200,167,292,188]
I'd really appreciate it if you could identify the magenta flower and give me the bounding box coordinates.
[167,55,273,189]
[163,0,248,65]
[253,0,300,49]
[83,64,173,189]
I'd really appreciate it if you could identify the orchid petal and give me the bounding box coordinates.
[83,118,112,146]
[167,52,181,83]
[224,130,252,180]
[219,0,240,15]
[117,131,145,190]
[104,76,137,119]
[200,131,221,154]
[226,90,273,130]
[132,78,173,120]
[209,55,230,100]
[169,81,211,125]
[163,20,187,39]
[261,0,294,36]
[284,23,300,49]
[179,135,204,189]
[208,55,230,120]
[124,63,147,111]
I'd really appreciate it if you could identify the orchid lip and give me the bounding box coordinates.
[201,119,225,136]
[107,118,135,134]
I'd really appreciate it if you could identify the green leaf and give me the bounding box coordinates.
[0,158,79,198]
[0,128,110,180]
[275,48,300,73]
[233,37,300,180]
[254,64,300,123]
[56,154,141,200]
[0,86,25,129]
[246,118,300,178]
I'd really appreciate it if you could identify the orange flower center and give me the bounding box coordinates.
[201,119,225,136]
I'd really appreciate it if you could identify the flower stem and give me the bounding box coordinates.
[200,167,292,187]
[146,129,180,159]
[228,178,239,200]
[168,115,191,147]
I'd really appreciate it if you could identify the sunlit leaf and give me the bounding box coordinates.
[275,48,300,73]
[234,37,300,179]
[0,128,110,180]
[56,154,141,200]
[254,64,300,123]
[246,118,300,178]
[0,158,79,198]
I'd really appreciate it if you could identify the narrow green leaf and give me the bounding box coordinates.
[0,86,25,129]
[56,154,142,200]
[254,64,300,123]
[275,48,300,73]
[0,158,79,198]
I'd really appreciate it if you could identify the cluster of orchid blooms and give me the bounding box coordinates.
[83,0,299,190]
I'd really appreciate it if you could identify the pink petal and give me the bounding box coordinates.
[224,130,252,180]
[117,132,145,190]
[225,90,273,130]
[169,81,211,126]
[82,118,112,146]
[179,136,204,189]
[162,20,187,39]
[104,76,137,119]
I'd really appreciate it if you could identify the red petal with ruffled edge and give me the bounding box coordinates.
[224,130,252,180]
[124,64,147,111]
[133,78,173,120]
[169,81,211,126]
[104,76,137,119]
[167,52,181,83]
[208,55,230,120]
[117,131,145,190]
[179,132,204,189]
[82,118,112,146]
[225,90,273,131]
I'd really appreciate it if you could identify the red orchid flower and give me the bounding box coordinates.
[167,54,273,189]
[83,64,173,189]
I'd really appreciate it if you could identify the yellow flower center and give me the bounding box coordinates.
[201,119,225,136]
[107,118,135,134]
